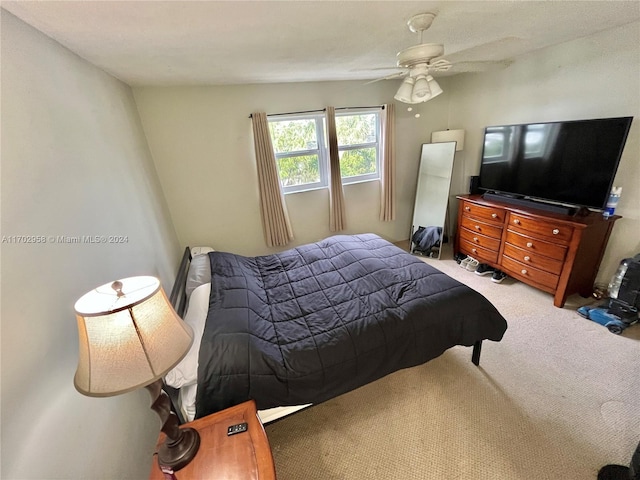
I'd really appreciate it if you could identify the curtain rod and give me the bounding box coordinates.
[248,105,384,119]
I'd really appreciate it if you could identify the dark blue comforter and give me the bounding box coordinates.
[195,234,507,418]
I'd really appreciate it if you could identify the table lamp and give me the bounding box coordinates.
[74,275,200,471]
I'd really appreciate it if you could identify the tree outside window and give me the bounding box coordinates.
[269,109,381,193]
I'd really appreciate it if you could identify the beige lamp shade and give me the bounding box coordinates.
[431,129,465,151]
[74,276,193,397]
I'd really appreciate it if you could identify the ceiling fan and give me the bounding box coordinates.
[371,12,510,104]
[368,13,451,104]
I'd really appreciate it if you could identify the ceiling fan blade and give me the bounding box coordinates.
[443,36,524,63]
[447,60,514,73]
[453,60,513,72]
[364,71,407,85]
[360,66,404,71]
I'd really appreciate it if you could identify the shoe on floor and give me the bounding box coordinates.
[475,264,496,276]
[454,253,467,265]
[460,256,478,271]
[465,257,479,272]
[491,270,507,284]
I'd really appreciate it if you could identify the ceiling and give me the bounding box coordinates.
[3,1,640,87]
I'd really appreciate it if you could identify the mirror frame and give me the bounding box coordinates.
[410,142,457,259]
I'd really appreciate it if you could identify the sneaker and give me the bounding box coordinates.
[475,264,496,276]
[460,256,478,271]
[491,270,507,284]
[465,257,479,272]
[454,253,467,265]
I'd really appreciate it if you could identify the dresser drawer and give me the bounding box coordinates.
[459,227,501,252]
[503,243,564,275]
[459,239,499,264]
[501,256,559,290]
[460,201,506,224]
[460,215,503,239]
[507,213,573,243]
[504,230,567,261]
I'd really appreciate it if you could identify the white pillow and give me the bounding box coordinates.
[165,282,210,388]
[190,246,215,257]
[185,252,213,297]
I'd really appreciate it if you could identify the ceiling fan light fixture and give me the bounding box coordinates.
[394,77,416,103]
[411,75,431,102]
[426,75,443,100]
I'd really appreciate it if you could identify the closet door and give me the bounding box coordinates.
[410,142,456,259]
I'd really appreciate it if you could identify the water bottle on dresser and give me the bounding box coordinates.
[603,186,622,219]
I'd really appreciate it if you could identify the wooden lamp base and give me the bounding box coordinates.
[146,379,200,471]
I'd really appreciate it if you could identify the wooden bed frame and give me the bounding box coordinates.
[165,245,483,424]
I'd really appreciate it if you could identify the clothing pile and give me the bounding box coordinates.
[411,226,442,255]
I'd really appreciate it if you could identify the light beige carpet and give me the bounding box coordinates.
[265,246,640,480]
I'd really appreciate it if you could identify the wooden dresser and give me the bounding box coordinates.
[455,195,620,307]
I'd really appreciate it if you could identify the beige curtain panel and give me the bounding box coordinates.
[380,103,396,221]
[251,112,294,247]
[326,106,347,231]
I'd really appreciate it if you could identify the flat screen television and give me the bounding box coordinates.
[477,116,633,212]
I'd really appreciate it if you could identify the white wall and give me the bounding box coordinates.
[446,21,640,283]
[1,11,180,479]
[132,81,452,255]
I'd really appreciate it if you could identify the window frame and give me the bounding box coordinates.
[268,108,382,194]
[268,113,328,194]
[335,109,382,185]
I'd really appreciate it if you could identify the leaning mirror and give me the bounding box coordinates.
[410,142,456,259]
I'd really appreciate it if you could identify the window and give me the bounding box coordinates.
[268,109,381,194]
[268,114,327,193]
[336,112,380,183]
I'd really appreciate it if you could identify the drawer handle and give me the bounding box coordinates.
[521,269,528,275]
[491,213,498,219]
[524,256,531,261]
[552,229,560,235]
[475,225,481,231]
[526,242,533,248]
[513,219,521,225]
[465,206,471,211]
[473,237,479,242]
[472,248,477,254]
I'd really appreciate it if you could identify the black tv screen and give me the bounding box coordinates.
[478,117,632,210]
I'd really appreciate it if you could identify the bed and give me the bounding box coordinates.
[165,233,507,424]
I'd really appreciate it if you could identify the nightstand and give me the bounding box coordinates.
[149,400,276,480]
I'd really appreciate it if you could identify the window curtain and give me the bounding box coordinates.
[326,106,347,231]
[251,112,294,247]
[380,103,396,221]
